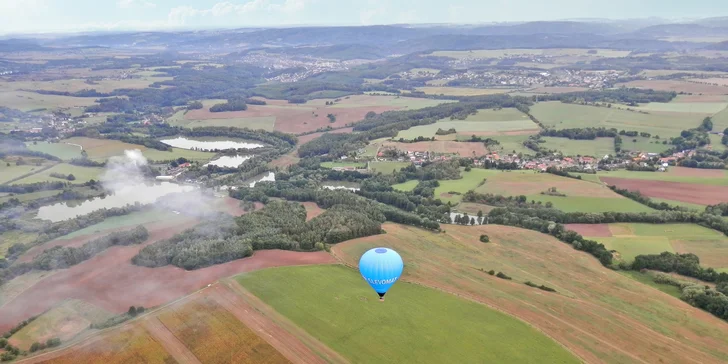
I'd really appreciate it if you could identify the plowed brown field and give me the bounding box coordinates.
[601,177,728,205]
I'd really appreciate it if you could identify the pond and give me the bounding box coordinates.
[160,137,263,151]
[36,182,195,222]
[204,155,252,168]
[249,172,276,187]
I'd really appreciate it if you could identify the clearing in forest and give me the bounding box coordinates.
[333,223,728,364]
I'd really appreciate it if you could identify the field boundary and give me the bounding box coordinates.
[142,317,202,364]
[221,277,349,364]
[1,163,58,185]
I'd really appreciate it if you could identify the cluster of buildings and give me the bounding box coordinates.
[237,52,368,83]
[429,69,622,89]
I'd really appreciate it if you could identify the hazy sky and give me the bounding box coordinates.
[1,0,727,34]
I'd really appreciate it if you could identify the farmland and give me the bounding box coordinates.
[36,324,174,364]
[368,161,411,175]
[597,167,728,186]
[530,102,704,137]
[540,136,615,157]
[333,223,728,363]
[157,295,289,363]
[383,140,489,156]
[0,75,172,95]
[0,91,96,112]
[320,161,367,169]
[434,168,493,203]
[395,108,538,139]
[601,177,728,205]
[237,264,578,364]
[430,48,632,59]
[579,223,728,269]
[179,95,447,134]
[530,195,654,213]
[11,163,103,185]
[618,80,728,95]
[414,87,514,96]
[0,161,56,184]
[25,142,83,160]
[62,137,214,162]
[9,300,113,350]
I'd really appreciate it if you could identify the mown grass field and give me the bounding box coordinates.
[157,295,288,363]
[712,104,728,132]
[40,324,174,364]
[368,161,411,175]
[618,271,682,298]
[396,121,537,139]
[529,195,655,213]
[0,189,60,203]
[414,87,514,96]
[10,299,113,350]
[463,108,529,121]
[59,209,187,240]
[0,91,96,112]
[540,137,615,157]
[434,168,493,204]
[596,168,728,186]
[332,223,728,363]
[237,265,578,364]
[11,163,103,185]
[619,136,672,153]
[320,161,367,169]
[26,142,83,160]
[530,101,703,138]
[0,161,56,184]
[474,170,621,198]
[587,223,728,269]
[63,136,214,162]
[0,76,172,94]
[392,180,419,192]
[478,134,534,155]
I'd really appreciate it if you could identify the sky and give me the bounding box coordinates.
[0,0,727,34]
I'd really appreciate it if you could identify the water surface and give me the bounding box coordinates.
[36,182,194,222]
[204,155,252,167]
[161,137,263,151]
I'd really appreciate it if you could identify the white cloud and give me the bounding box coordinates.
[117,0,156,9]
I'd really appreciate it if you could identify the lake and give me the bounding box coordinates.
[249,172,276,187]
[36,182,194,222]
[204,155,252,167]
[160,137,263,151]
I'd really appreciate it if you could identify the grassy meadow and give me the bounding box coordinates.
[332,223,728,363]
[392,180,419,192]
[237,265,578,364]
[588,223,728,269]
[540,137,615,157]
[11,163,103,185]
[25,142,83,160]
[320,161,367,169]
[62,137,214,162]
[368,161,412,175]
[596,168,728,186]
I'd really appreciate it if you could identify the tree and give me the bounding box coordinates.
[470,217,476,225]
[0,338,6,348]
[136,306,145,314]
[67,174,76,181]
[327,114,336,123]
[701,117,714,132]
[29,342,40,352]
[128,306,137,316]
[365,111,377,119]
[480,234,490,243]
[45,338,61,348]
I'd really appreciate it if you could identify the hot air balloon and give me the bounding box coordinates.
[359,247,403,301]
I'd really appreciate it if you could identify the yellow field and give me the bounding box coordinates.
[0,91,96,112]
[41,324,174,364]
[157,295,289,363]
[0,76,172,95]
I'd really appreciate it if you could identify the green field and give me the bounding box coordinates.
[26,142,83,160]
[475,134,535,155]
[530,102,703,138]
[650,198,707,211]
[0,231,38,258]
[0,162,55,184]
[712,105,728,132]
[9,299,113,350]
[369,161,412,175]
[0,91,96,112]
[237,265,578,364]
[463,108,529,121]
[11,163,103,185]
[529,195,655,213]
[320,161,367,169]
[590,223,728,268]
[619,136,673,153]
[618,271,682,298]
[0,189,61,203]
[431,48,632,59]
[540,137,615,157]
[630,101,728,114]
[392,180,419,192]
[396,120,537,139]
[708,134,728,152]
[59,209,185,240]
[596,169,728,186]
[169,113,276,131]
[434,168,495,204]
[63,137,214,162]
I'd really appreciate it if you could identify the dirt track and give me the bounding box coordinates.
[142,317,202,364]
[0,221,336,333]
[601,177,728,205]
[213,282,347,364]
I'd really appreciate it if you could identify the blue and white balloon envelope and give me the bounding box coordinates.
[358,247,404,300]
